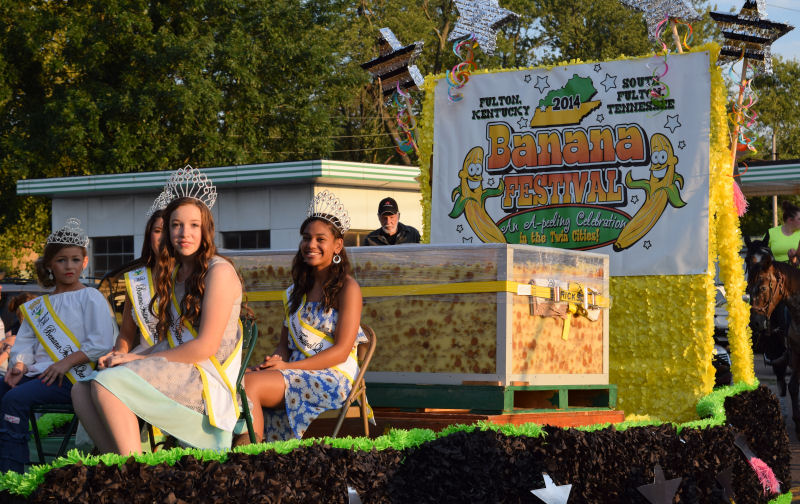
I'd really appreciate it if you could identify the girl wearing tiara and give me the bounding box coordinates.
[0,219,117,473]
[74,167,244,454]
[106,195,167,357]
[236,191,367,444]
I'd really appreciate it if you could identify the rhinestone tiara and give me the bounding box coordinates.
[146,189,173,218]
[306,190,351,234]
[47,218,89,248]
[163,165,217,209]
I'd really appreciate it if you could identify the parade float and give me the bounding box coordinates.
[1,0,797,502]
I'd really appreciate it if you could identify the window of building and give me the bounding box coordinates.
[92,236,134,279]
[222,230,270,249]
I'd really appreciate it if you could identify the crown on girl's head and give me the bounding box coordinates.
[146,189,173,218]
[306,190,351,233]
[163,165,217,209]
[47,218,89,248]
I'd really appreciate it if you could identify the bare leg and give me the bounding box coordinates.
[90,382,142,455]
[243,370,286,440]
[71,381,117,453]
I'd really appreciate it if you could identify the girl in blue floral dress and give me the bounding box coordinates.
[237,191,366,443]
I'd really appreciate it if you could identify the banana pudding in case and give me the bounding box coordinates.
[230,243,609,387]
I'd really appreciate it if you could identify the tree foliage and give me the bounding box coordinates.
[0,0,721,275]
[737,57,800,237]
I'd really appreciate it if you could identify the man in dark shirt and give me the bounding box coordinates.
[363,197,421,246]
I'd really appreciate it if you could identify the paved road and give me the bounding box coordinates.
[753,356,800,500]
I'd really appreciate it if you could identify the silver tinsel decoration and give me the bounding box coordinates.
[361,27,424,97]
[448,0,519,56]
[619,0,702,43]
[710,0,794,75]
[530,473,572,504]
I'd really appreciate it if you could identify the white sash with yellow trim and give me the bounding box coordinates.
[124,266,157,346]
[167,284,243,432]
[20,296,95,384]
[283,287,360,383]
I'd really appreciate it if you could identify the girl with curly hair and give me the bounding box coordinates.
[75,168,244,455]
[236,191,366,444]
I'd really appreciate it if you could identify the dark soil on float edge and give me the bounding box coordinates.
[1,386,788,503]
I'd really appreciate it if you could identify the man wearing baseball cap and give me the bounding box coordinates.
[363,197,421,246]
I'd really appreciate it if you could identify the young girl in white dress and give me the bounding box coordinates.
[0,219,117,473]
[237,191,367,443]
[73,167,244,454]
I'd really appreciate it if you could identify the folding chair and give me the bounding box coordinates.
[29,403,79,464]
[148,317,260,449]
[97,262,142,321]
[237,317,260,443]
[325,323,377,438]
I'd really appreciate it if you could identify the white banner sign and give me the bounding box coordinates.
[431,52,711,276]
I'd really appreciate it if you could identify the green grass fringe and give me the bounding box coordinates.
[28,414,73,438]
[768,491,792,504]
[0,380,779,499]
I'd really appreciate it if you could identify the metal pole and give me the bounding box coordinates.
[772,131,778,227]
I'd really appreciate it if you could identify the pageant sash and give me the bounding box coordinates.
[20,295,95,384]
[282,287,360,383]
[166,278,243,431]
[124,267,157,346]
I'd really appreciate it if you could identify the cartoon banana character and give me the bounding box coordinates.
[613,133,686,251]
[450,146,506,243]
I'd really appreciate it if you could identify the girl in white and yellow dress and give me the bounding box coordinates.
[0,219,117,473]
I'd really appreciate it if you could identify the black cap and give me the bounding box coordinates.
[378,197,399,215]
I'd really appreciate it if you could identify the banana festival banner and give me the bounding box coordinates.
[431,52,711,276]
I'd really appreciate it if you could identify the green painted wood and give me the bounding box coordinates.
[368,383,619,414]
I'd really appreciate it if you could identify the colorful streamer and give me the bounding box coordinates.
[446,34,477,102]
[392,83,418,155]
[673,19,694,51]
[648,17,672,111]
[727,58,760,155]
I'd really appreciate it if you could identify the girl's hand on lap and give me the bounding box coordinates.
[105,352,144,368]
[40,360,71,387]
[98,350,129,369]
[5,366,23,387]
[258,354,286,370]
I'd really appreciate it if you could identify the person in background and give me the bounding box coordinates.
[757,200,800,397]
[0,219,117,473]
[0,293,38,377]
[363,197,420,246]
[764,200,800,264]
[0,285,4,340]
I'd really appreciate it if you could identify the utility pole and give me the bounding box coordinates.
[772,131,778,227]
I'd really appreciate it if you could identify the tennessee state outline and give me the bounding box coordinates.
[530,74,601,127]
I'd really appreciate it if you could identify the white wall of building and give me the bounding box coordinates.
[52,183,422,278]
